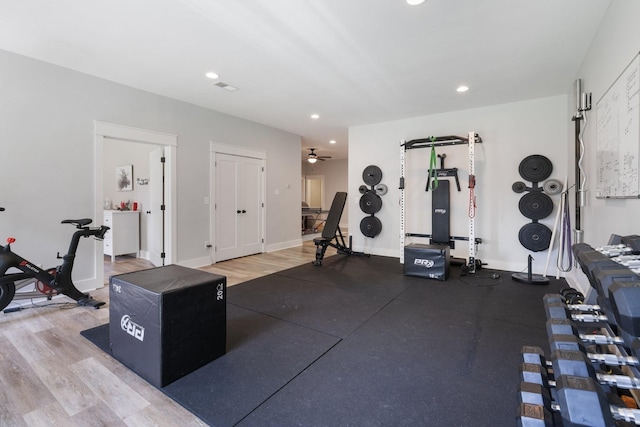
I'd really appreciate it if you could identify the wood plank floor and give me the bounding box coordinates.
[0,240,336,426]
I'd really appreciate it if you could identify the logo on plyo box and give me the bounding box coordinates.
[414,259,435,268]
[121,315,145,341]
[434,208,447,214]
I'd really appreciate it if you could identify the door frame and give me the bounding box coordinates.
[210,142,266,263]
[94,121,177,287]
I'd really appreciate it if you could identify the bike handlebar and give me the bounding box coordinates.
[78,225,110,240]
[95,225,110,240]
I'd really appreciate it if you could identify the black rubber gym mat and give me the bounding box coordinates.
[82,304,340,427]
[241,300,518,426]
[227,273,392,338]
[276,253,414,299]
[82,255,564,427]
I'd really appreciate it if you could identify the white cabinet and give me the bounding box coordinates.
[104,210,140,261]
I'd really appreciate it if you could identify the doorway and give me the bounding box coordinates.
[94,121,177,286]
[302,175,325,209]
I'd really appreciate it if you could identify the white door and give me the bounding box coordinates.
[214,153,264,262]
[240,159,263,255]
[148,147,165,266]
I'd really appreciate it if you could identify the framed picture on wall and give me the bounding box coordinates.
[116,165,133,191]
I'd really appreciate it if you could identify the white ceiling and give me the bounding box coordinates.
[0,0,610,160]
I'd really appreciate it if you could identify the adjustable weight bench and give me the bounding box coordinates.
[313,192,367,266]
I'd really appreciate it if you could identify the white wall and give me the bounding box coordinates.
[569,0,640,244]
[0,49,301,289]
[564,0,640,296]
[103,140,154,213]
[349,95,569,274]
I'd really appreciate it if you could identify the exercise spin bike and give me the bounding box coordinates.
[0,207,109,312]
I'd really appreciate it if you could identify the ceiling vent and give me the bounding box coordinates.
[213,82,238,91]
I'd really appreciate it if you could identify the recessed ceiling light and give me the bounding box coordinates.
[330,140,336,144]
[457,85,469,93]
[205,72,219,79]
[310,114,319,119]
[407,0,426,5]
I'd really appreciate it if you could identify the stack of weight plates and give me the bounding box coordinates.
[512,155,557,252]
[359,165,387,238]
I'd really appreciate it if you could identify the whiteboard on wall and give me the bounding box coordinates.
[596,52,640,198]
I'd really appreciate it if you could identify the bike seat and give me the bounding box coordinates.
[61,218,93,227]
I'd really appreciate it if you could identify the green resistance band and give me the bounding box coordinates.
[429,137,438,190]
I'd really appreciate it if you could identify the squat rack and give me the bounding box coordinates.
[400,131,482,273]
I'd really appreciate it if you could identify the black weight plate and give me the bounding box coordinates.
[359,192,382,214]
[519,155,553,183]
[360,216,382,238]
[518,223,552,252]
[362,165,383,186]
[358,185,368,194]
[512,181,527,193]
[519,192,553,220]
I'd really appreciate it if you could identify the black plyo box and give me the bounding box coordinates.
[109,265,226,388]
[404,244,450,281]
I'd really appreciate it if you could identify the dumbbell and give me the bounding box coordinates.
[519,348,640,426]
[522,346,640,390]
[597,244,634,258]
[544,293,632,334]
[546,287,640,347]
[548,334,640,367]
[544,294,609,324]
[595,268,640,302]
[552,349,640,391]
[547,285,640,344]
[520,354,636,391]
[546,318,625,346]
[517,375,640,427]
[544,293,603,313]
[609,281,640,345]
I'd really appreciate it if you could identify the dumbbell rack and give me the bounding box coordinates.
[596,244,640,273]
[519,239,640,425]
[399,131,482,273]
[520,307,640,425]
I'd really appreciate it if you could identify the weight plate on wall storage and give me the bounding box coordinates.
[512,181,527,193]
[374,183,388,195]
[358,185,368,194]
[359,192,382,214]
[362,165,383,186]
[518,192,553,220]
[518,155,553,183]
[543,179,563,195]
[360,216,382,238]
[518,223,552,252]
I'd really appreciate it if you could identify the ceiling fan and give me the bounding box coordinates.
[307,148,331,163]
